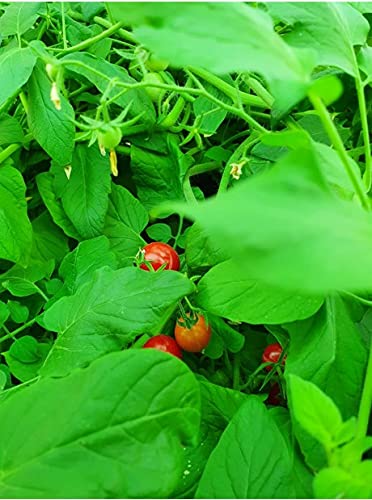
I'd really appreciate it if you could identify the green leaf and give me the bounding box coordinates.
[40,266,195,376]
[288,374,343,449]
[146,223,173,243]
[204,315,245,359]
[314,462,372,499]
[8,336,40,363]
[358,46,372,85]
[0,301,10,327]
[0,349,201,498]
[267,2,369,76]
[31,211,69,265]
[7,301,29,324]
[310,75,343,106]
[36,172,81,240]
[61,144,111,239]
[4,336,50,382]
[185,223,229,271]
[174,381,250,498]
[103,184,148,267]
[0,115,24,146]
[196,397,295,498]
[59,236,117,295]
[62,52,155,124]
[0,261,53,295]
[131,142,185,210]
[111,2,312,113]
[196,259,323,325]
[0,2,42,37]
[286,296,367,419]
[27,61,75,165]
[269,408,314,499]
[0,47,36,107]
[0,166,33,265]
[170,147,372,293]
[2,277,43,298]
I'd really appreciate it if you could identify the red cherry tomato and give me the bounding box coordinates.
[140,242,180,271]
[265,383,281,406]
[143,334,182,359]
[174,314,211,353]
[262,343,286,371]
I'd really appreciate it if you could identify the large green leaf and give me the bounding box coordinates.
[286,295,367,419]
[0,47,36,107]
[36,172,80,240]
[0,2,42,37]
[169,147,372,293]
[27,62,75,165]
[111,2,312,113]
[40,266,195,376]
[0,115,24,146]
[196,397,295,498]
[59,236,117,295]
[288,375,343,450]
[0,349,201,498]
[314,462,372,499]
[173,381,250,498]
[31,211,69,265]
[269,408,314,498]
[196,259,323,324]
[130,142,185,210]
[185,223,229,271]
[61,144,111,239]
[267,2,369,76]
[62,52,155,124]
[0,166,32,265]
[103,184,148,267]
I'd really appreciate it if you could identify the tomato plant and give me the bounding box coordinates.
[0,2,371,499]
[143,334,183,359]
[174,314,211,353]
[139,242,180,271]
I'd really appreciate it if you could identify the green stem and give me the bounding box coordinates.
[172,215,184,248]
[183,174,199,205]
[189,67,267,108]
[309,92,370,211]
[356,336,372,442]
[355,73,372,192]
[55,21,125,55]
[342,291,372,307]
[0,133,33,165]
[0,317,39,344]
[187,161,220,177]
[60,59,267,132]
[60,2,67,50]
[19,92,29,114]
[244,75,274,107]
[159,97,185,128]
[217,135,261,195]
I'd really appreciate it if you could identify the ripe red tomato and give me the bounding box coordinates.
[174,314,211,353]
[265,383,281,406]
[262,343,285,371]
[140,242,180,271]
[143,335,182,359]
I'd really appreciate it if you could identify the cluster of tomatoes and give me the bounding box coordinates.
[137,241,286,405]
[138,242,211,359]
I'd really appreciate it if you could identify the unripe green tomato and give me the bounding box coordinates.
[45,62,60,80]
[97,126,122,150]
[143,72,165,103]
[145,55,169,72]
